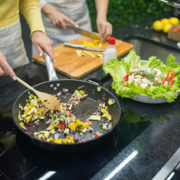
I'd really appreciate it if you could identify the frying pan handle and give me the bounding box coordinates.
[87,74,111,86]
[43,52,58,81]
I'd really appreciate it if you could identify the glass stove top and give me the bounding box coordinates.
[1,67,180,180]
[0,74,152,180]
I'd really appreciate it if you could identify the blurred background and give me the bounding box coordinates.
[20,0,173,61]
[87,0,172,31]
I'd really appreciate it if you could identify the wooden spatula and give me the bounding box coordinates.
[16,77,60,110]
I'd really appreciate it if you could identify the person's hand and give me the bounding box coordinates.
[31,31,54,60]
[0,52,16,80]
[48,10,78,30]
[96,19,112,41]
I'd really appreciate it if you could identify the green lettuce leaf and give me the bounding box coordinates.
[102,49,180,103]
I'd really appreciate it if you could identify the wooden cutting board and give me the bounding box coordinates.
[32,36,133,78]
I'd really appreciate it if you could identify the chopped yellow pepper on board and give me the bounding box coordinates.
[82,40,102,48]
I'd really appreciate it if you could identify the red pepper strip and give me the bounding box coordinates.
[58,123,65,129]
[162,72,169,85]
[168,70,175,86]
[123,74,129,81]
[168,76,174,86]
[170,70,175,77]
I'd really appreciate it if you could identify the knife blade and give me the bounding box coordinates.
[69,26,102,41]
[64,42,105,51]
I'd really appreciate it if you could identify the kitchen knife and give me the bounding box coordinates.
[69,26,102,41]
[64,42,106,51]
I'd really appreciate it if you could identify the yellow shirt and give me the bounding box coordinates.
[0,0,45,34]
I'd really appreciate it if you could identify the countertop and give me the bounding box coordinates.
[92,15,180,180]
[1,13,180,180]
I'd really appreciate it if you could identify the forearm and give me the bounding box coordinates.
[20,0,45,34]
[40,2,77,29]
[41,2,56,17]
[39,0,47,9]
[95,0,109,20]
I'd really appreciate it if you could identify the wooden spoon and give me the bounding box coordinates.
[16,77,60,110]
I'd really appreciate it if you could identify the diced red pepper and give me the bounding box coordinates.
[86,120,91,125]
[124,85,129,88]
[95,134,101,138]
[123,74,129,81]
[154,81,158,84]
[58,123,65,129]
[162,72,169,85]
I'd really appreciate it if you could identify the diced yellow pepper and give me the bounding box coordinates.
[80,90,85,95]
[63,138,69,144]
[101,109,105,113]
[20,122,24,127]
[49,137,54,142]
[69,136,74,144]
[76,119,84,126]
[82,122,90,129]
[33,114,38,119]
[30,102,34,106]
[24,106,31,114]
[25,115,32,123]
[69,122,77,131]
[105,113,111,119]
[54,138,62,144]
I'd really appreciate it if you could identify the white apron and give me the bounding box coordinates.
[33,0,92,55]
[0,20,29,69]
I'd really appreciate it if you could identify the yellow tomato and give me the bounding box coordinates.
[153,20,163,31]
[161,18,169,25]
[162,23,172,33]
[169,17,180,25]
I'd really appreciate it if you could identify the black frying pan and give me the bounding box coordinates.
[12,54,121,152]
